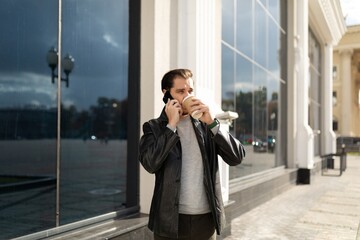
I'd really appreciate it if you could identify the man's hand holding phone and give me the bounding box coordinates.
[165,99,182,129]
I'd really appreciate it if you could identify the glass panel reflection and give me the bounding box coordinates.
[308,30,321,156]
[222,45,235,111]
[254,2,267,67]
[267,77,279,164]
[59,0,129,224]
[0,0,130,238]
[222,0,286,180]
[252,67,274,173]
[253,68,267,144]
[268,20,281,79]
[0,0,58,238]
[268,0,280,23]
[222,0,235,46]
[236,0,253,57]
[230,56,253,178]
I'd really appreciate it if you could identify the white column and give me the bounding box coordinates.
[140,0,173,214]
[340,49,353,136]
[216,111,239,203]
[295,0,314,169]
[178,0,227,200]
[178,0,222,113]
[322,44,336,154]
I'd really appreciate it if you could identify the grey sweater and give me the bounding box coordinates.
[176,116,212,214]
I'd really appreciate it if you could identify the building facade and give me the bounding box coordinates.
[0,0,345,239]
[333,25,360,138]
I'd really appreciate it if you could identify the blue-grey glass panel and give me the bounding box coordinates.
[253,66,267,141]
[267,77,279,156]
[260,0,267,7]
[268,0,280,23]
[268,19,281,80]
[221,45,235,111]
[309,67,321,156]
[236,0,253,57]
[254,2,267,67]
[311,38,321,75]
[308,30,321,156]
[229,55,253,179]
[310,67,320,103]
[222,0,287,180]
[222,0,235,46]
[308,31,313,64]
[59,0,129,224]
[253,68,276,172]
[0,0,58,238]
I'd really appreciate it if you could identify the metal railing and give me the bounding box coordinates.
[321,146,347,176]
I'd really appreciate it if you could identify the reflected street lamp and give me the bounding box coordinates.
[46,47,75,88]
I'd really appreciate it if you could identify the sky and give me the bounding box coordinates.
[341,0,360,26]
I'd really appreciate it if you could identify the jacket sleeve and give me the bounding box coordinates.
[138,120,180,173]
[212,128,245,166]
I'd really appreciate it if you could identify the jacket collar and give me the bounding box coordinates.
[158,107,169,124]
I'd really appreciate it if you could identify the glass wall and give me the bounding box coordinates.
[222,0,287,179]
[308,30,322,156]
[0,0,134,238]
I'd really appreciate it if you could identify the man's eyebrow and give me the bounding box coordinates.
[175,88,185,92]
[175,87,193,92]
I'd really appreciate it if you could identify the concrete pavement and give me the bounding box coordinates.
[224,155,360,240]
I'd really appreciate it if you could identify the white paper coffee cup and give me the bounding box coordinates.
[182,96,203,119]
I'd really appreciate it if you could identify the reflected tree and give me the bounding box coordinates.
[54,97,128,140]
[235,91,253,141]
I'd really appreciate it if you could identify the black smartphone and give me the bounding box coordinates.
[162,90,173,104]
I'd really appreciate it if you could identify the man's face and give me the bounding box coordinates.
[168,77,194,114]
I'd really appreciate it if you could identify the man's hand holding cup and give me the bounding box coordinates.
[182,96,214,124]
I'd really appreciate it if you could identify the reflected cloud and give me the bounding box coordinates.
[0,72,53,93]
[235,82,257,92]
[103,34,119,48]
[62,99,76,108]
[0,71,56,108]
[29,100,41,107]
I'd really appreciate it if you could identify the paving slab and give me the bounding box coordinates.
[225,155,360,240]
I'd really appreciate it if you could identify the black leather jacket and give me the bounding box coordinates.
[139,109,245,238]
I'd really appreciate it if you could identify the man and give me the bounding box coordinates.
[139,69,245,239]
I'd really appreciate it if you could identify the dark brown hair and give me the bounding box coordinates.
[161,69,193,91]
